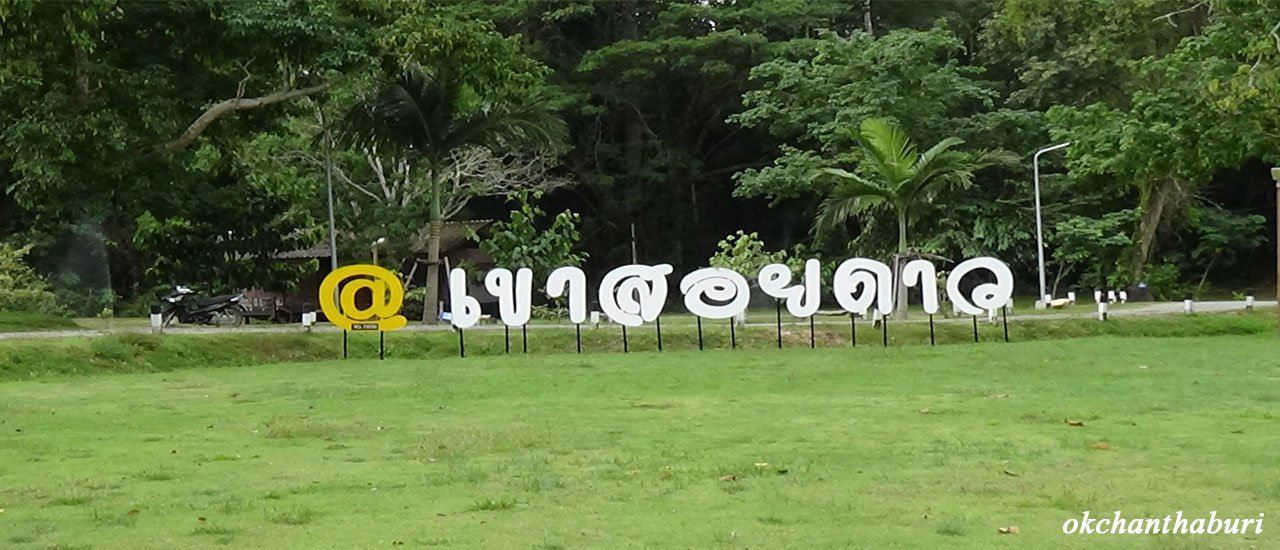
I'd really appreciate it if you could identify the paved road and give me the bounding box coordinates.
[1,301,1271,341]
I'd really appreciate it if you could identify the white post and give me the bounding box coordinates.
[1067,291,1076,304]
[149,305,164,335]
[1094,289,1103,303]
[1097,301,1108,321]
[1246,295,1255,312]
[1107,290,1117,303]
[1119,290,1128,303]
[1184,299,1193,314]
[1033,142,1070,310]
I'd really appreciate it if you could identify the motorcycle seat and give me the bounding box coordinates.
[197,294,242,307]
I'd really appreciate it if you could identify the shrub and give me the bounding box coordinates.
[0,244,65,316]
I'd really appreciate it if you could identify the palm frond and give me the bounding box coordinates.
[855,118,917,187]
[811,169,894,241]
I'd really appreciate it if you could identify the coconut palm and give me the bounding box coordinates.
[338,65,566,322]
[814,118,1017,318]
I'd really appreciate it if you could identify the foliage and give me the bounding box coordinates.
[0,243,64,315]
[1050,210,1135,293]
[475,193,585,283]
[814,119,1017,254]
[708,231,796,279]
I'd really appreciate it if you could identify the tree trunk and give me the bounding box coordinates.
[894,208,909,320]
[863,0,873,35]
[422,166,443,324]
[1132,177,1187,281]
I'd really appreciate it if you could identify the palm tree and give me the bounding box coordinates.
[338,65,566,323]
[814,118,1016,318]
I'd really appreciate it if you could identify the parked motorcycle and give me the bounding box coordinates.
[159,285,246,327]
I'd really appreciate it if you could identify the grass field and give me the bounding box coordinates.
[1,331,1276,549]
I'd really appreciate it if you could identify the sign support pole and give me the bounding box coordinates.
[622,325,629,353]
[730,319,737,349]
[505,325,510,354]
[342,330,348,359]
[929,314,935,346]
[851,315,857,347]
[1002,307,1010,343]
[972,316,979,343]
[697,317,704,350]
[458,329,465,358]
[575,324,582,353]
[522,325,528,353]
[379,331,384,360]
[881,316,888,347]
[809,316,815,349]
[656,316,663,351]
[775,300,783,349]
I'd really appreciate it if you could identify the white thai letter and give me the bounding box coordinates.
[901,259,940,315]
[546,266,587,324]
[680,268,750,319]
[757,259,821,318]
[484,267,533,326]
[449,268,482,329]
[832,258,893,317]
[947,257,1014,316]
[598,264,673,327]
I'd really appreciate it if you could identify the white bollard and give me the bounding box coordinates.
[1246,295,1255,312]
[302,311,315,332]
[589,310,601,328]
[1097,301,1108,321]
[1107,290,1117,303]
[1067,291,1077,305]
[1184,299,1193,314]
[734,310,747,327]
[1094,290,1103,303]
[149,305,164,334]
[1119,290,1128,303]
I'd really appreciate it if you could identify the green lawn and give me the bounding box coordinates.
[1,334,1276,548]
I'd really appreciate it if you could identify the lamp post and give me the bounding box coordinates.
[371,237,387,265]
[1033,142,1070,308]
[1269,168,1280,334]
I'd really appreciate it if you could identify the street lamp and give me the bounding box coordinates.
[371,237,388,265]
[1033,142,1070,308]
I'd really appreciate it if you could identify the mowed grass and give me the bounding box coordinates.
[0,335,1277,549]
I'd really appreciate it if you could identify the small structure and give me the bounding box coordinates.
[240,244,332,323]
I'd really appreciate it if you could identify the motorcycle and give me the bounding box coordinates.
[159,285,246,327]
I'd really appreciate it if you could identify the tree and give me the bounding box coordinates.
[338,65,566,322]
[475,193,585,286]
[814,118,1015,318]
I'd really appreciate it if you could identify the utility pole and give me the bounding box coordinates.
[630,223,638,264]
[1272,168,1280,335]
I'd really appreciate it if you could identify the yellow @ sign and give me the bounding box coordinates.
[319,264,408,331]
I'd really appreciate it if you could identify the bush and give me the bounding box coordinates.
[0,243,65,316]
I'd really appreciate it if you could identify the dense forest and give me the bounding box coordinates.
[3,0,1280,316]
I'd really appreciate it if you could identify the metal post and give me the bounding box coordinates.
[809,315,815,349]
[1033,142,1070,307]
[851,314,857,347]
[656,316,663,351]
[522,325,528,353]
[379,331,384,360]
[458,328,465,358]
[504,325,510,354]
[881,315,887,347]
[972,316,979,343]
[342,330,348,359]
[775,300,783,349]
[929,314,935,346]
[622,325,629,353]
[575,324,582,353]
[1002,306,1009,343]
[697,317,704,350]
[730,319,737,349]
